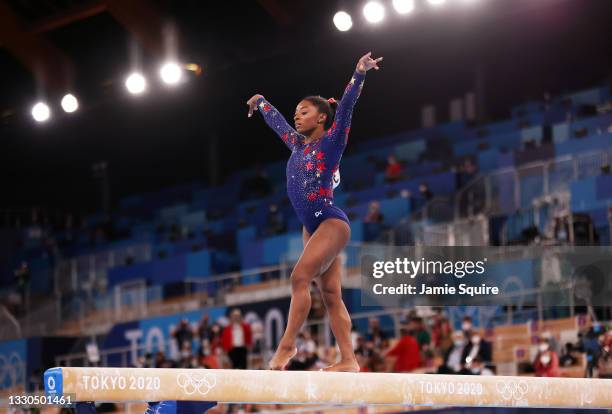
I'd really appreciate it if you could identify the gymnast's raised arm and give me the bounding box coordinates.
[328,52,383,147]
[247,94,298,151]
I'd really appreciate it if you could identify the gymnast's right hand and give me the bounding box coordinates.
[246,94,264,118]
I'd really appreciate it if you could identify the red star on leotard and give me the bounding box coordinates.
[316,162,326,172]
[307,192,317,201]
[305,161,313,171]
[262,103,271,112]
[282,133,289,142]
[303,146,310,155]
[316,151,325,160]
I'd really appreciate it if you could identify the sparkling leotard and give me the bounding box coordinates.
[257,70,366,234]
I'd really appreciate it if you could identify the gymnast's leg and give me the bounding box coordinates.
[268,219,350,370]
[314,255,359,372]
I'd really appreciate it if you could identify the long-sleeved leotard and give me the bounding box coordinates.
[257,70,366,234]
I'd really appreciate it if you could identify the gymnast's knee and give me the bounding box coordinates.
[321,290,343,309]
[290,270,314,292]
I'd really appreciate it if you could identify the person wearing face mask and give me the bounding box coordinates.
[540,330,559,355]
[461,332,493,373]
[533,339,560,377]
[438,331,467,374]
[461,316,473,338]
[198,340,220,369]
[468,356,494,376]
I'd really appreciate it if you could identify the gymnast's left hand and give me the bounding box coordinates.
[356,52,383,74]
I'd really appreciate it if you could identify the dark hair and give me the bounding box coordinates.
[302,95,337,130]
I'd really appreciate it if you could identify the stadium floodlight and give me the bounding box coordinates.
[31,102,51,122]
[427,0,446,6]
[393,0,415,14]
[125,72,147,95]
[363,1,385,24]
[333,11,353,31]
[160,62,183,85]
[61,94,79,113]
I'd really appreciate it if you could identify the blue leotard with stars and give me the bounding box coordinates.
[256,69,366,234]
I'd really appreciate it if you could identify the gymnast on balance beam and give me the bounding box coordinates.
[246,52,383,371]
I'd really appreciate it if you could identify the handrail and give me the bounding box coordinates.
[454,148,612,220]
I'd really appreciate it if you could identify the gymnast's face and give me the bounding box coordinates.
[294,100,326,135]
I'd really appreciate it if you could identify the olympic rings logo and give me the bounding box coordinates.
[176,373,217,396]
[495,380,528,402]
[0,353,25,388]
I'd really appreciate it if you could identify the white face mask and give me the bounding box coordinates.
[538,343,549,352]
[471,335,481,345]
[540,354,551,365]
[462,322,472,331]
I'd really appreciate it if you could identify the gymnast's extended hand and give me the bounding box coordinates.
[246,94,264,118]
[356,51,383,74]
[246,52,381,117]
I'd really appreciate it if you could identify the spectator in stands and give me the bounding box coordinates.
[354,335,374,371]
[468,355,494,376]
[154,351,172,368]
[240,164,272,200]
[540,331,559,354]
[135,352,153,368]
[408,317,431,366]
[604,329,612,351]
[172,319,194,352]
[208,323,223,354]
[409,317,431,349]
[419,183,434,201]
[288,330,318,370]
[265,203,286,235]
[197,314,213,344]
[385,324,421,372]
[178,342,194,368]
[367,318,387,349]
[13,261,30,314]
[462,331,493,370]
[600,330,612,378]
[534,338,560,377]
[438,331,467,374]
[250,319,264,355]
[559,342,581,367]
[461,316,473,338]
[458,158,478,188]
[431,314,452,353]
[197,340,219,369]
[368,348,387,373]
[222,309,252,369]
[580,322,606,378]
[364,201,384,224]
[384,154,403,182]
[553,217,570,243]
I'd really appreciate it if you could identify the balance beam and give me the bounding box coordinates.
[44,367,612,409]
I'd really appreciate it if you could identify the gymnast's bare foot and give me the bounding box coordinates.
[268,344,297,370]
[320,359,360,372]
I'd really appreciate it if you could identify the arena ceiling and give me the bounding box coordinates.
[1,0,611,211]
